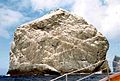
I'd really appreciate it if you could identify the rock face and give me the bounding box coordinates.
[8,9,109,76]
[113,56,120,72]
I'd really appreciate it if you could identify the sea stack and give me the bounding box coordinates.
[113,55,120,72]
[8,9,109,76]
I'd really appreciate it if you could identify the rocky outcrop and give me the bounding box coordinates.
[113,56,120,72]
[8,8,109,76]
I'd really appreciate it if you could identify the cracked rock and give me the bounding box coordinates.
[8,8,109,76]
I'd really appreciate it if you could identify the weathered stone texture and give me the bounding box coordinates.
[113,56,120,72]
[8,9,109,75]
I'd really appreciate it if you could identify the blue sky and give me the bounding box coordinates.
[0,0,120,75]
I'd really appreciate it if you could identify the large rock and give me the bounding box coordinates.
[113,56,120,72]
[8,9,109,76]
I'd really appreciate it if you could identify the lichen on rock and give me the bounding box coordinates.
[8,8,109,76]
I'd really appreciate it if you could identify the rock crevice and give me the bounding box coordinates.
[8,9,109,76]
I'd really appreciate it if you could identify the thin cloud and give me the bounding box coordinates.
[1,0,120,39]
[71,0,120,39]
[0,29,10,39]
[0,6,24,38]
[0,0,74,39]
[30,0,120,39]
[30,0,74,11]
[101,0,120,38]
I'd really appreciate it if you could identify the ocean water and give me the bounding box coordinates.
[0,74,108,81]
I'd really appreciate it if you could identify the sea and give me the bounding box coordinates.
[0,74,108,81]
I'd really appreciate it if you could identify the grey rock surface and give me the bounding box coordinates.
[8,8,109,76]
[113,56,120,72]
